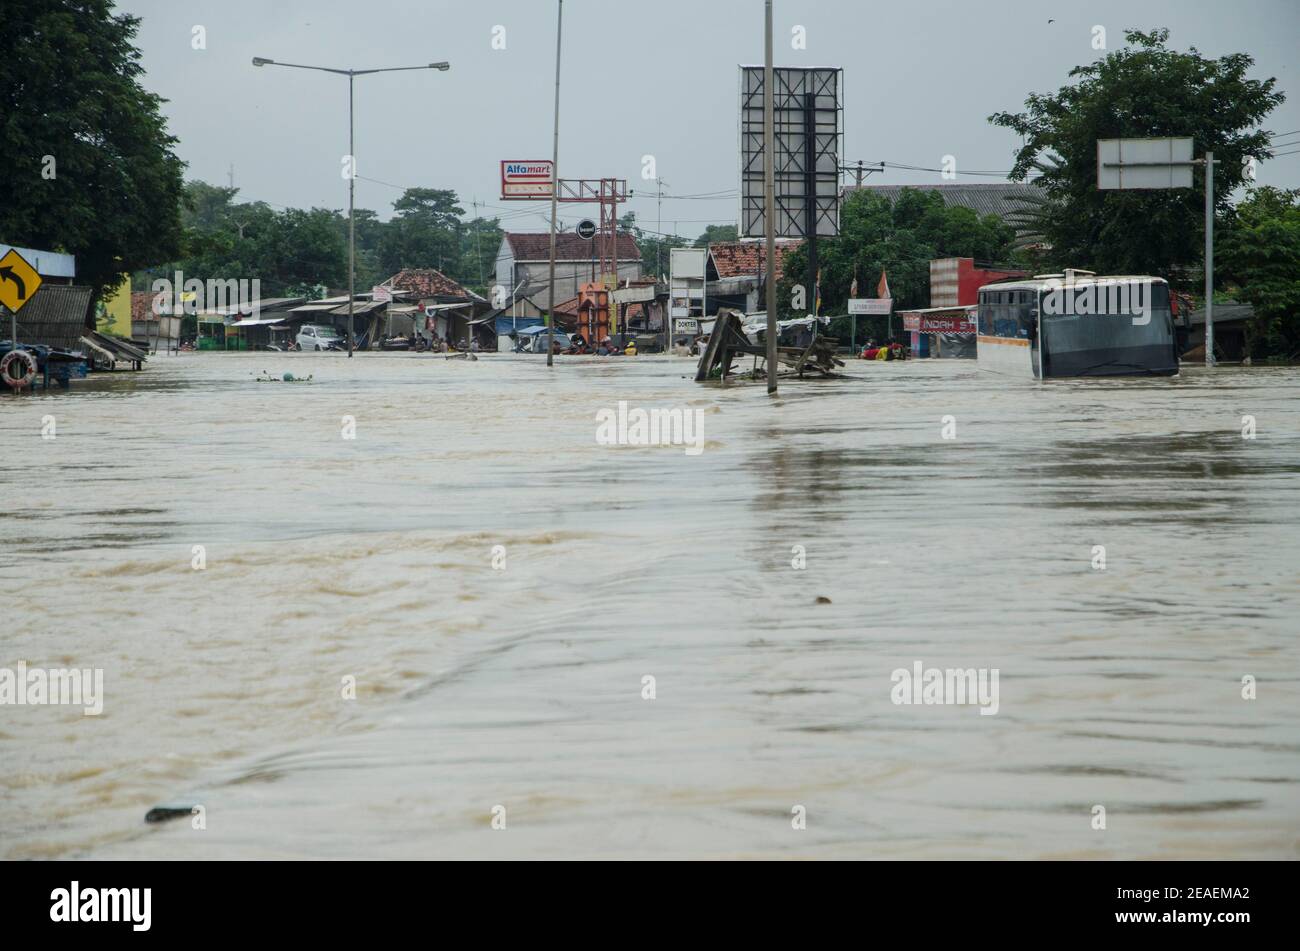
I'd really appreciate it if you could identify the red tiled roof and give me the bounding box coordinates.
[505,231,640,262]
[386,268,477,300]
[130,291,158,321]
[708,240,801,280]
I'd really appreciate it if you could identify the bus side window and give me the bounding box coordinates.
[995,292,1013,337]
[1017,291,1034,337]
[978,297,992,335]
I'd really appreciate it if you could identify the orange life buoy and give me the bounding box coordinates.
[1,349,38,391]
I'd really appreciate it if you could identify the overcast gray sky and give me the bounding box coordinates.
[119,0,1300,236]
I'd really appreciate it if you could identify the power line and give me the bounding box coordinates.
[874,160,1036,178]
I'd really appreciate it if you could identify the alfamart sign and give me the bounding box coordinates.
[501,160,554,199]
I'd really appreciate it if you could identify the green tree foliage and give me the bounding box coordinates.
[138,182,346,297]
[693,224,738,248]
[990,29,1283,284]
[778,189,1017,336]
[0,0,186,299]
[379,188,464,276]
[456,216,504,295]
[1218,187,1300,359]
[142,182,507,299]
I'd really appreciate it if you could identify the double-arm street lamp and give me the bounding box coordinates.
[252,57,450,356]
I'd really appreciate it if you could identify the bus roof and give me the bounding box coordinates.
[978,274,1168,293]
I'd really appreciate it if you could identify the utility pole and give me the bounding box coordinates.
[839,160,882,190]
[472,198,484,288]
[348,71,355,356]
[657,176,668,279]
[546,0,564,368]
[1204,151,1216,367]
[764,0,777,394]
[251,56,449,357]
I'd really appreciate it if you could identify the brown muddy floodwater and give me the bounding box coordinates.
[1,351,1298,859]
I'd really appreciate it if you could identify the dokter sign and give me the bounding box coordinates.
[501,160,554,199]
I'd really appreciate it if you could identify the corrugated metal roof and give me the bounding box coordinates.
[13,284,94,351]
[212,297,305,317]
[842,182,1044,231]
[83,331,147,363]
[328,300,386,316]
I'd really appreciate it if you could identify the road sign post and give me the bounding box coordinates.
[0,248,45,351]
[1097,136,1215,366]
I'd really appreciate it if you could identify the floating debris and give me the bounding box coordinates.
[144,803,198,824]
[695,309,843,383]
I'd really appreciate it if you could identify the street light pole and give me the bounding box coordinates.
[546,0,564,368]
[348,72,355,356]
[252,57,450,358]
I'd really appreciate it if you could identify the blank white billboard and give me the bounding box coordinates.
[1097,138,1194,190]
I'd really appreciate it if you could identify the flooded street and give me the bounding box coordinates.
[2,352,1298,859]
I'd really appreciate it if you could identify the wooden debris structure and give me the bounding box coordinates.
[694,308,844,382]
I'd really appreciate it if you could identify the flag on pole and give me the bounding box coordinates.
[877,270,890,299]
[815,268,822,314]
[850,270,859,298]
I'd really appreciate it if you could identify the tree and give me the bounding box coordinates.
[457,216,504,295]
[143,181,496,300]
[0,0,186,299]
[694,224,738,248]
[141,182,346,297]
[1219,187,1300,358]
[182,181,240,231]
[268,208,348,292]
[777,189,1017,337]
[379,188,465,275]
[990,29,1283,285]
[344,208,388,290]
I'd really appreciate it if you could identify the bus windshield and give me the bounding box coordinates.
[1039,280,1177,377]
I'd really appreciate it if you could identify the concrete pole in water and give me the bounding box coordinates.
[764,0,778,394]
[348,72,355,358]
[1204,151,1215,368]
[545,0,564,368]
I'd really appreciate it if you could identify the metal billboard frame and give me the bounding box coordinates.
[738,66,842,240]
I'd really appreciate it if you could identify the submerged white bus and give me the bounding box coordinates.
[976,270,1180,378]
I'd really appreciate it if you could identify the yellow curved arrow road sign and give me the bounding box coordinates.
[0,248,43,312]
